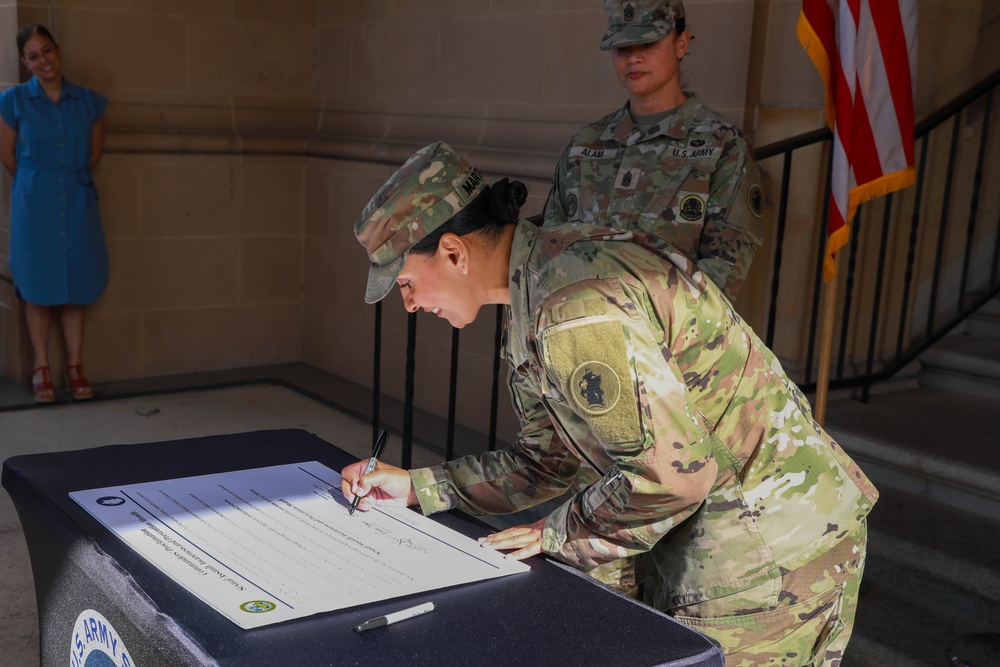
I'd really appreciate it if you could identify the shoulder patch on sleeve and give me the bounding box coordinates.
[541,318,641,444]
[571,361,621,415]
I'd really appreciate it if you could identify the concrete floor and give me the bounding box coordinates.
[0,382,446,666]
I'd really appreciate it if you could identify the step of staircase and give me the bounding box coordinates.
[967,309,1000,338]
[920,335,1000,400]
[864,486,1000,625]
[837,484,1000,666]
[965,296,1000,336]
[824,380,1000,665]
[824,388,1000,522]
[843,581,1000,667]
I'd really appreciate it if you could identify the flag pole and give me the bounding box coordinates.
[814,258,838,426]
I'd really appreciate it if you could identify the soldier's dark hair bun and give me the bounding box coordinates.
[488,178,528,224]
[410,175,528,256]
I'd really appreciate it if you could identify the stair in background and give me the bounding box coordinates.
[966,297,1000,337]
[920,296,1000,401]
[826,296,1000,666]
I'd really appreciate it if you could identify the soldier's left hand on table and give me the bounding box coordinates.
[478,518,545,561]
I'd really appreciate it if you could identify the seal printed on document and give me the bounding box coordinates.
[97,496,126,506]
[240,600,276,614]
[69,609,135,667]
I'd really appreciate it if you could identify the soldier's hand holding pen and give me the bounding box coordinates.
[340,459,416,512]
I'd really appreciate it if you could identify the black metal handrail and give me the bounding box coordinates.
[377,67,1000,462]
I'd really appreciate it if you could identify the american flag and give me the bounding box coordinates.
[798,0,918,280]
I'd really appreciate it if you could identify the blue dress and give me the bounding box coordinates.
[0,77,109,306]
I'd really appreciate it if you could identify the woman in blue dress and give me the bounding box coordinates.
[0,24,109,402]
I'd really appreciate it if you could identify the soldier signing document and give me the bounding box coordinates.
[343,141,877,666]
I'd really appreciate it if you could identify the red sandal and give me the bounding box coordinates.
[65,364,94,401]
[31,366,56,403]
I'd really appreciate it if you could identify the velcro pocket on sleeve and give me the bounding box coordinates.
[540,317,642,445]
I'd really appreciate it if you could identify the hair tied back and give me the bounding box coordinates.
[488,177,528,224]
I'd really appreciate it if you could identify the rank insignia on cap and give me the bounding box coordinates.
[623,3,636,22]
[571,361,620,415]
[680,194,706,221]
[748,183,765,218]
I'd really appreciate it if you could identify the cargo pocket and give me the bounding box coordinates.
[672,583,846,666]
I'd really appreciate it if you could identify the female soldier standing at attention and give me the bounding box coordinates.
[0,24,109,402]
[545,0,766,302]
[344,142,877,665]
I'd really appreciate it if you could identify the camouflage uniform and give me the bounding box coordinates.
[353,141,876,665]
[409,221,877,666]
[543,95,766,300]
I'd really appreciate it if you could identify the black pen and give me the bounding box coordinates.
[349,430,388,515]
[354,602,435,632]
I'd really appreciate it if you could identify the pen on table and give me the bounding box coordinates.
[353,602,435,632]
[349,429,388,516]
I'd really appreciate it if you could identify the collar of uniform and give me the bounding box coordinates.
[509,218,539,298]
[602,94,704,145]
[600,104,634,144]
[662,94,702,140]
[507,219,540,366]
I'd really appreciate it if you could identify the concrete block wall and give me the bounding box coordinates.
[88,155,305,381]
[308,0,758,178]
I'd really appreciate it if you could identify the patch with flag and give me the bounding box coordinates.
[798,0,918,280]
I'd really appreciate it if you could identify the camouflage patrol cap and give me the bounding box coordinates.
[599,0,685,51]
[355,141,486,304]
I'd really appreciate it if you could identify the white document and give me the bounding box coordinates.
[70,461,528,629]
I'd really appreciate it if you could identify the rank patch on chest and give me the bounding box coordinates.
[617,167,640,191]
[571,361,620,415]
[679,194,706,221]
